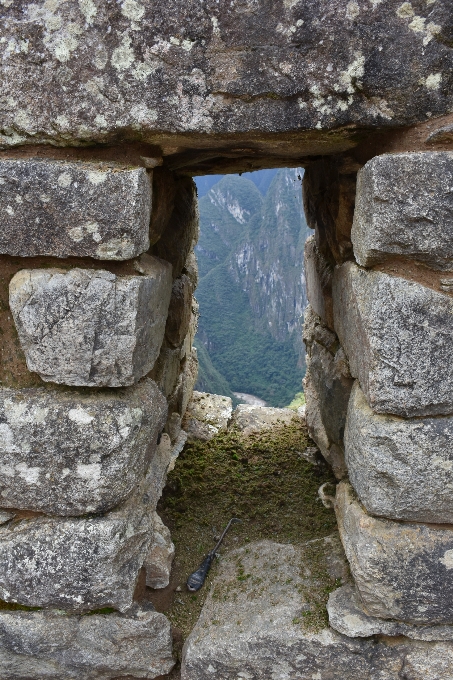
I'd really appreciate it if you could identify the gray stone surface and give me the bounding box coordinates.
[0,603,174,680]
[328,583,453,642]
[165,274,193,347]
[345,381,453,523]
[1,1,453,154]
[333,262,453,417]
[303,306,351,478]
[304,235,334,328]
[10,260,172,387]
[181,536,453,680]
[145,512,175,589]
[0,159,151,260]
[183,391,233,442]
[0,380,166,516]
[230,404,298,436]
[336,481,453,624]
[352,152,453,270]
[0,478,155,613]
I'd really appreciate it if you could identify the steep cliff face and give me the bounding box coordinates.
[194,169,310,407]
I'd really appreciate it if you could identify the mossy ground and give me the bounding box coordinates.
[155,418,337,645]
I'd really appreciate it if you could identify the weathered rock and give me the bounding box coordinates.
[145,512,175,589]
[0,603,174,680]
[0,480,155,613]
[336,481,453,624]
[181,536,453,679]
[149,342,184,398]
[303,306,352,478]
[1,1,453,157]
[0,159,151,260]
[147,431,187,508]
[183,250,199,290]
[0,380,166,516]
[230,404,298,436]
[149,167,177,247]
[183,391,233,442]
[352,152,453,270]
[10,260,172,387]
[328,583,453,642]
[165,274,193,347]
[345,381,453,523]
[304,235,334,328]
[167,347,199,424]
[151,177,199,280]
[332,262,453,417]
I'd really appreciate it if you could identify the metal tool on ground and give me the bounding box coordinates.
[186,518,241,592]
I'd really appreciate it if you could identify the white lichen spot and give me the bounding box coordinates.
[409,15,426,32]
[0,465,14,478]
[78,0,97,24]
[68,227,84,242]
[15,194,23,204]
[111,34,135,71]
[68,407,94,425]
[440,550,453,570]
[296,19,304,26]
[346,1,360,20]
[0,423,18,453]
[87,170,107,185]
[16,463,41,485]
[396,2,414,18]
[94,114,108,127]
[338,52,365,94]
[57,172,72,188]
[181,39,195,51]
[170,36,181,46]
[425,72,442,90]
[76,462,102,487]
[96,238,135,259]
[61,468,71,479]
[5,206,14,216]
[211,16,220,35]
[279,61,292,74]
[426,0,436,4]
[14,110,31,129]
[84,221,102,242]
[132,61,155,80]
[298,98,307,108]
[121,0,145,21]
[130,103,158,123]
[55,114,69,128]
[423,22,441,45]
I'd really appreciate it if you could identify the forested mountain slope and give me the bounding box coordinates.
[194,169,310,407]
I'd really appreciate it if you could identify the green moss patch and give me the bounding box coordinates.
[157,418,337,640]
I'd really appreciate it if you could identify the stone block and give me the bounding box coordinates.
[183,391,233,442]
[328,583,453,642]
[149,342,183,398]
[0,604,174,679]
[230,404,298,436]
[0,380,166,516]
[333,262,453,417]
[352,152,453,270]
[151,177,199,280]
[336,481,453,624]
[10,260,172,387]
[165,274,193,347]
[304,235,334,328]
[0,480,154,613]
[0,159,151,260]
[145,512,175,589]
[303,306,352,478]
[345,381,453,523]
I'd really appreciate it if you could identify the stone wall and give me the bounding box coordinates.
[0,156,201,678]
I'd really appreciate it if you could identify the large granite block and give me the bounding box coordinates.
[345,382,453,523]
[0,604,174,679]
[0,380,166,516]
[336,481,453,624]
[10,260,172,387]
[0,159,151,260]
[145,512,175,589]
[333,262,453,417]
[352,152,453,270]
[0,481,154,613]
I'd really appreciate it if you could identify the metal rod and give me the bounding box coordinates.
[186,518,241,592]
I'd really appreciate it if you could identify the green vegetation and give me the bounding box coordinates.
[288,391,306,410]
[194,169,310,407]
[157,418,337,640]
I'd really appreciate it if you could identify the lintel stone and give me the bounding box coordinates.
[352,152,453,270]
[0,159,151,260]
[336,481,453,625]
[0,380,166,516]
[10,261,172,387]
[333,262,453,417]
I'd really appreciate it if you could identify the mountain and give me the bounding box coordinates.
[194,168,310,407]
